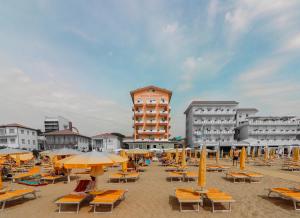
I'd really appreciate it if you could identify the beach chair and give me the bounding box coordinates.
[168,172,183,182]
[90,189,127,213]
[55,194,86,213]
[125,172,140,182]
[109,173,123,183]
[54,179,95,213]
[267,187,300,210]
[0,188,37,211]
[41,175,67,184]
[226,172,247,183]
[175,188,202,212]
[13,166,41,182]
[184,172,198,182]
[205,188,235,213]
[243,172,264,183]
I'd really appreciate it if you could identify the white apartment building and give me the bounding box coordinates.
[44,116,72,133]
[0,123,38,150]
[185,101,241,149]
[236,116,300,149]
[91,133,122,152]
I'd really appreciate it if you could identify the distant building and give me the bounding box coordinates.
[44,116,72,133]
[126,85,175,149]
[236,116,300,148]
[91,133,123,152]
[184,101,242,149]
[44,129,91,151]
[0,123,38,150]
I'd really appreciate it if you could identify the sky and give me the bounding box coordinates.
[0,0,300,137]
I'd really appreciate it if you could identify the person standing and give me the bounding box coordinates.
[233,149,239,166]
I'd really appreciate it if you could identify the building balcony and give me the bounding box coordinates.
[159,111,168,116]
[137,129,165,134]
[250,130,299,135]
[193,120,235,125]
[249,121,298,126]
[134,111,144,115]
[159,121,168,126]
[135,121,144,126]
[134,100,144,106]
[158,100,168,105]
[146,100,157,105]
[146,120,157,125]
[194,111,236,116]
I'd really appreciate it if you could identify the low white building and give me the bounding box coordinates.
[91,133,123,152]
[44,129,91,151]
[0,123,38,150]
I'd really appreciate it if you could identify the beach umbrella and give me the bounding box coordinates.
[240,147,246,170]
[166,152,171,160]
[216,149,220,163]
[181,146,186,168]
[251,147,255,160]
[0,148,30,156]
[264,145,269,161]
[16,154,21,167]
[120,150,128,172]
[10,153,34,162]
[175,147,179,164]
[0,172,2,189]
[229,148,233,159]
[221,149,223,159]
[293,147,299,162]
[198,146,206,189]
[194,148,197,158]
[257,147,261,158]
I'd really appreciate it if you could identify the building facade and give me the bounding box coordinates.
[44,129,91,151]
[185,101,240,149]
[131,85,172,142]
[236,116,300,148]
[44,116,72,133]
[91,133,123,152]
[0,123,38,150]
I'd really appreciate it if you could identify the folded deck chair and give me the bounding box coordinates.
[168,172,183,182]
[13,166,41,182]
[90,189,127,213]
[226,172,247,183]
[0,188,36,211]
[205,188,235,213]
[175,188,202,212]
[267,187,300,210]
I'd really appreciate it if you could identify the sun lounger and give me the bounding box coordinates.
[175,188,202,212]
[267,187,300,210]
[184,172,198,182]
[13,166,41,182]
[90,189,127,213]
[226,172,247,183]
[41,175,67,184]
[55,194,86,213]
[168,172,183,182]
[205,188,235,213]
[109,172,140,183]
[0,188,37,211]
[243,172,264,183]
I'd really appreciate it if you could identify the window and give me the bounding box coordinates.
[10,138,16,143]
[21,129,24,134]
[32,140,35,145]
[27,130,29,135]
[9,129,15,134]
[22,139,25,144]
[28,140,30,144]
[0,139,7,144]
[32,131,35,135]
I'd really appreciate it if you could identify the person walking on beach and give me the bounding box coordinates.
[233,149,239,166]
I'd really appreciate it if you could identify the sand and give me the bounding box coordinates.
[2,159,300,218]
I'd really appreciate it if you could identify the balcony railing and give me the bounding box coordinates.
[249,121,298,126]
[194,110,236,115]
[146,100,157,105]
[135,100,144,105]
[194,120,235,125]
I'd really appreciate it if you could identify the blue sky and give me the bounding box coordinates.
[0,0,300,137]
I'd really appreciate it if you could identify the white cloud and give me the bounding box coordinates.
[207,0,219,27]
[278,33,300,53]
[0,67,131,136]
[162,22,178,34]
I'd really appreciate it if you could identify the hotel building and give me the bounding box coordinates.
[127,85,175,149]
[185,100,300,151]
[185,101,241,149]
[0,123,38,150]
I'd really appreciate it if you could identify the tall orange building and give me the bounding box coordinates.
[130,85,172,142]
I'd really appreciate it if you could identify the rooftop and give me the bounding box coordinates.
[44,129,90,138]
[130,85,172,103]
[184,101,239,114]
[0,123,37,131]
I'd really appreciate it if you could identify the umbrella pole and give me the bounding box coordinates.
[67,169,71,183]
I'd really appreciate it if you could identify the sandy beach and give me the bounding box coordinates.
[2,160,300,218]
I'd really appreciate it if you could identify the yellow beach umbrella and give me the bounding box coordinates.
[251,147,255,160]
[264,146,269,161]
[216,149,219,163]
[221,149,223,159]
[10,153,34,162]
[175,147,179,164]
[257,147,261,158]
[198,146,206,189]
[229,148,233,159]
[0,172,2,189]
[181,146,186,168]
[166,152,171,160]
[15,154,21,167]
[194,148,197,158]
[293,147,299,162]
[120,150,128,172]
[240,147,246,170]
